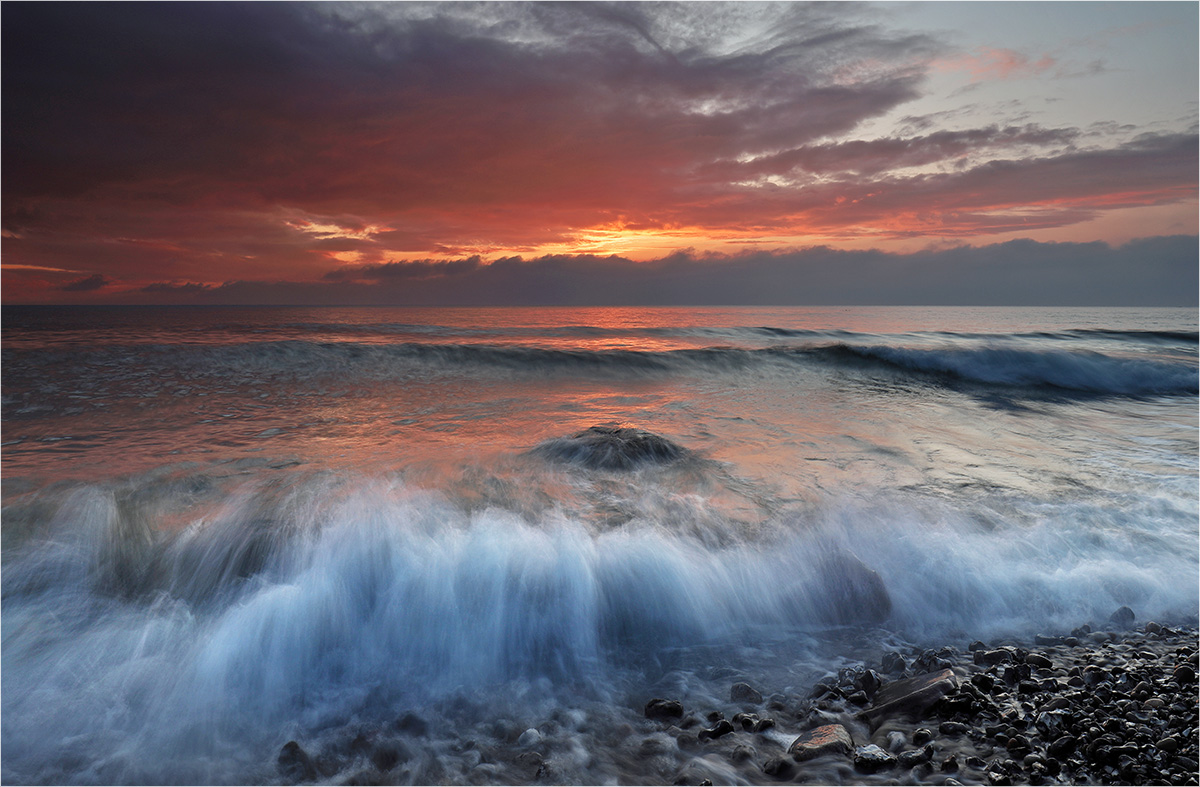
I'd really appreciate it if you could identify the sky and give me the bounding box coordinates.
[2,1,1197,306]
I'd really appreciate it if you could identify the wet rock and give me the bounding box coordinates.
[941,754,959,772]
[897,744,934,767]
[278,741,317,783]
[788,724,854,761]
[730,682,763,705]
[972,673,995,692]
[1109,606,1136,628]
[939,721,969,736]
[815,551,893,625]
[1035,634,1064,646]
[855,669,883,698]
[762,756,794,778]
[854,744,897,772]
[752,717,776,733]
[1024,652,1053,669]
[1172,664,1195,684]
[882,652,906,674]
[697,719,734,742]
[531,426,688,470]
[913,647,955,673]
[731,744,756,762]
[517,728,541,747]
[974,649,1012,666]
[859,668,958,727]
[912,728,934,746]
[1145,621,1163,634]
[645,698,684,721]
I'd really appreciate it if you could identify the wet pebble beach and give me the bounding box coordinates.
[275,613,1198,786]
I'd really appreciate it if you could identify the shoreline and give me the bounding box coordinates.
[273,615,1199,786]
[641,617,1200,786]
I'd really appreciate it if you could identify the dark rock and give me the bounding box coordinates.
[975,649,1012,666]
[881,652,906,673]
[897,745,934,767]
[788,724,854,761]
[1145,621,1163,634]
[753,717,776,733]
[532,426,689,470]
[1024,653,1053,669]
[278,741,317,783]
[1082,665,1108,687]
[731,682,763,705]
[847,691,869,706]
[968,640,988,652]
[939,721,969,736]
[1172,664,1196,684]
[1035,634,1064,646]
[855,669,883,697]
[1017,679,1041,695]
[859,668,958,727]
[697,719,734,742]
[814,550,893,625]
[942,755,959,773]
[1109,606,1136,628]
[966,756,988,769]
[762,756,794,778]
[732,712,757,730]
[645,698,685,721]
[912,728,934,746]
[854,744,897,772]
[986,767,1013,785]
[913,647,955,673]
[731,744,756,763]
[972,673,995,692]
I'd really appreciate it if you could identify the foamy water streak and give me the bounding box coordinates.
[4,462,1197,783]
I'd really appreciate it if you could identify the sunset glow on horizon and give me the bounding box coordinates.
[2,1,1196,305]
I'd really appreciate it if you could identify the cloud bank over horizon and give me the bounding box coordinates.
[2,2,1196,305]
[36,235,1193,307]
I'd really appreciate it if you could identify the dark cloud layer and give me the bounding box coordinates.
[125,236,1198,307]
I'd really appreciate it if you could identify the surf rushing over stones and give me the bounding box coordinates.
[530,426,692,471]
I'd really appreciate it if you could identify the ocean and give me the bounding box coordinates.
[2,305,1197,785]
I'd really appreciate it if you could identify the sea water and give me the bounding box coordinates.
[2,306,1196,784]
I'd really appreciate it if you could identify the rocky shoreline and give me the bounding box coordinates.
[641,614,1198,786]
[276,613,1198,786]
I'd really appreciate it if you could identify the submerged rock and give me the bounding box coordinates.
[814,550,893,625]
[859,668,958,727]
[645,698,685,721]
[531,426,689,470]
[730,682,763,705]
[278,740,317,783]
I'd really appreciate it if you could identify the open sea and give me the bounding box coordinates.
[2,305,1197,785]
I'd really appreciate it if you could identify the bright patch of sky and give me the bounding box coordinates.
[857,2,1199,142]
